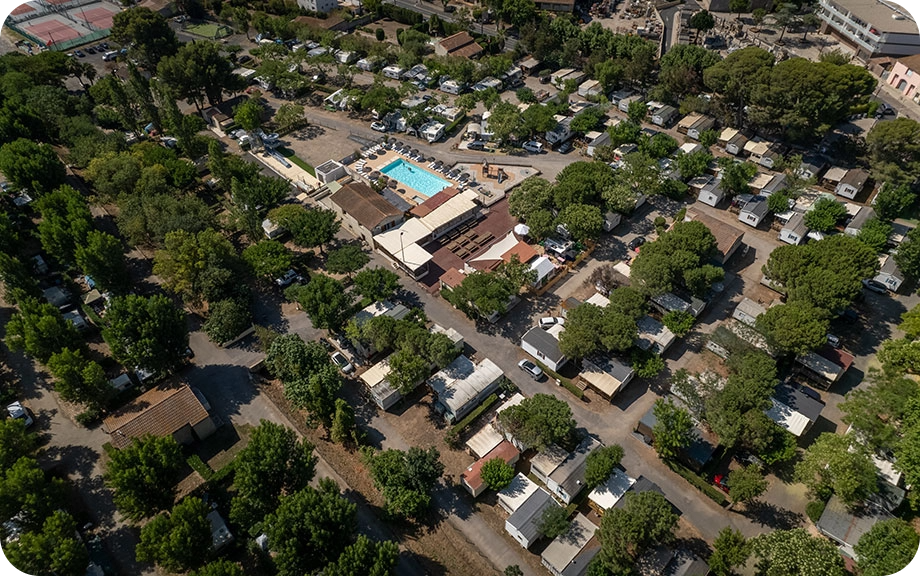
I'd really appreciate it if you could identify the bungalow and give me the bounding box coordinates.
[546,115,574,145]
[744,139,782,169]
[351,300,412,356]
[535,0,575,12]
[651,105,679,127]
[585,131,610,158]
[719,127,748,156]
[360,357,403,410]
[103,385,216,450]
[420,121,445,143]
[845,206,877,236]
[356,57,381,72]
[636,315,676,354]
[738,196,769,228]
[608,88,634,106]
[588,468,636,515]
[612,143,638,161]
[836,168,870,199]
[683,208,745,264]
[639,548,710,576]
[329,182,404,248]
[577,79,602,98]
[498,473,540,514]
[208,510,234,552]
[552,68,586,88]
[678,142,704,156]
[431,104,464,122]
[795,347,855,389]
[748,172,773,195]
[817,496,891,560]
[334,50,357,64]
[579,357,635,400]
[875,254,905,293]
[506,488,559,549]
[820,166,847,191]
[532,437,602,504]
[439,79,465,95]
[435,32,484,59]
[315,159,348,184]
[428,356,503,423]
[697,177,725,207]
[63,310,88,332]
[460,440,520,497]
[651,292,705,318]
[637,399,718,472]
[521,324,567,371]
[761,173,788,197]
[676,113,715,140]
[473,76,503,92]
[43,286,69,308]
[541,514,598,576]
[617,94,642,113]
[779,212,808,245]
[732,297,766,327]
[382,65,405,80]
[798,155,827,180]
[766,384,825,437]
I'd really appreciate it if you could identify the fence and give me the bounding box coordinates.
[6,20,110,50]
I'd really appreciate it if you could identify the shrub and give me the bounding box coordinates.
[806,500,826,523]
[663,310,695,336]
[375,28,385,41]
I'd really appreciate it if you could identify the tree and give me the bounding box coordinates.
[487,100,524,144]
[286,275,353,332]
[153,228,240,304]
[0,138,66,195]
[231,174,291,237]
[795,433,878,504]
[5,510,88,576]
[190,560,245,576]
[756,302,829,354]
[729,0,749,17]
[0,419,36,472]
[234,98,263,133]
[504,566,525,576]
[662,310,694,337]
[676,150,713,179]
[704,47,774,127]
[35,185,92,264]
[0,456,67,531]
[854,518,920,576]
[269,205,340,253]
[264,334,331,383]
[652,398,694,462]
[894,226,920,280]
[594,491,678,570]
[156,40,239,110]
[112,7,178,67]
[102,294,189,375]
[537,505,570,539]
[857,217,893,254]
[584,444,625,489]
[330,399,357,445]
[243,240,292,280]
[719,160,758,197]
[353,267,400,302]
[136,497,211,572]
[203,298,252,344]
[105,435,184,521]
[47,348,111,408]
[557,203,603,243]
[627,99,647,124]
[767,191,793,214]
[867,118,920,187]
[630,220,718,296]
[5,298,81,363]
[728,465,767,504]
[284,363,341,427]
[72,230,128,294]
[362,446,444,520]
[710,527,749,576]
[230,421,316,533]
[752,8,767,26]
[387,347,430,395]
[689,10,716,37]
[521,104,557,138]
[498,394,575,451]
[326,245,369,276]
[480,458,515,491]
[804,197,846,232]
[266,481,357,576]
[323,535,400,576]
[274,102,305,133]
[750,529,845,576]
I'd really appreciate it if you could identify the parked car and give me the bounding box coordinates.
[539,317,565,328]
[840,309,859,324]
[737,452,764,469]
[518,359,544,380]
[100,42,109,50]
[862,279,888,294]
[238,54,252,64]
[371,121,387,132]
[7,402,33,428]
[74,50,85,57]
[556,141,573,154]
[467,140,485,150]
[522,141,543,154]
[826,334,840,348]
[275,269,303,287]
[85,46,96,54]
[628,237,646,252]
[713,474,729,494]
[331,352,355,374]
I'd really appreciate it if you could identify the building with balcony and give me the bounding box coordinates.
[817,0,920,59]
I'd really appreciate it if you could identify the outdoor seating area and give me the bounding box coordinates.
[442,224,496,261]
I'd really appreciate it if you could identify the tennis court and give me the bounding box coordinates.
[18,13,91,45]
[185,22,231,39]
[67,2,120,30]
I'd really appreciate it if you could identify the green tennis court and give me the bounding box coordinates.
[185,23,231,39]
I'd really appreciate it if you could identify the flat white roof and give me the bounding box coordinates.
[498,473,539,513]
[797,352,844,381]
[530,256,556,283]
[541,513,597,572]
[586,293,610,307]
[765,398,812,436]
[466,423,504,458]
[589,468,636,510]
[360,357,392,387]
[471,231,519,263]
[497,392,525,415]
[580,357,633,397]
[429,356,503,415]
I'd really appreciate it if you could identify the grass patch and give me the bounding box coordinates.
[185,23,230,39]
[534,360,584,399]
[278,147,316,176]
[187,454,214,481]
[449,393,498,437]
[668,461,728,505]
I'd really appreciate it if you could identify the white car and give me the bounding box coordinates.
[371,121,388,132]
[523,141,543,153]
[7,402,33,428]
[518,359,544,380]
[539,316,565,328]
[275,269,303,287]
[331,352,355,374]
[827,334,841,348]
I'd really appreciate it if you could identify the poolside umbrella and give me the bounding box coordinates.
[369,171,381,179]
[411,148,419,156]
[434,160,443,167]
[427,156,435,163]
[459,173,470,181]
[398,188,407,194]
[449,169,460,177]
[388,180,398,188]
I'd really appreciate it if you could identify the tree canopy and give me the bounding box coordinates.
[285,274,354,332]
[104,435,184,521]
[755,301,829,354]
[794,432,878,504]
[362,446,444,520]
[102,294,189,376]
[480,458,515,491]
[592,491,678,573]
[136,497,211,572]
[854,518,920,576]
[630,220,720,296]
[584,444,625,489]
[498,394,575,451]
[750,529,845,576]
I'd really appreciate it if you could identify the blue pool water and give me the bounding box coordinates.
[380,159,451,197]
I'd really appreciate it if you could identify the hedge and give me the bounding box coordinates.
[449,393,498,437]
[669,461,727,505]
[534,360,584,399]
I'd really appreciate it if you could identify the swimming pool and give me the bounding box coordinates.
[380,159,451,197]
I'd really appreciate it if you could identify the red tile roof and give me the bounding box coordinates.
[104,385,210,450]
[502,241,538,264]
[819,346,855,371]
[461,440,520,493]
[331,181,403,230]
[439,267,466,289]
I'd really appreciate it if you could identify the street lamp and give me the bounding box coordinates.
[399,230,406,264]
